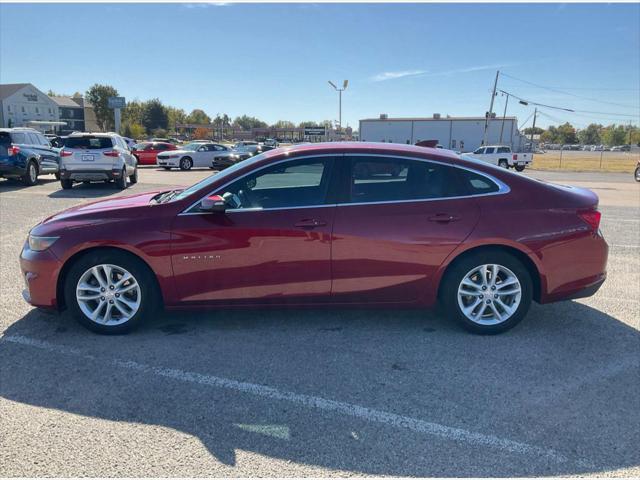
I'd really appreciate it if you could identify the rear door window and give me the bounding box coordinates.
[347,157,466,203]
[26,133,40,145]
[65,136,113,149]
[484,147,495,154]
[11,132,27,144]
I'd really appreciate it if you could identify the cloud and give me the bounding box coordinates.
[370,70,427,82]
[370,63,520,82]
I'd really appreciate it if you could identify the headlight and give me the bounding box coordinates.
[28,235,59,251]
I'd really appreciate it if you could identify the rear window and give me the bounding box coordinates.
[0,132,11,145]
[64,136,113,149]
[458,169,500,195]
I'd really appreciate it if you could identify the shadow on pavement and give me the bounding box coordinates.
[1,300,638,476]
[0,177,58,192]
[48,182,129,199]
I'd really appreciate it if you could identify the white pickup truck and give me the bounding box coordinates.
[465,145,532,172]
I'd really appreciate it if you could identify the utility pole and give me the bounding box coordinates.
[499,91,509,144]
[328,80,348,134]
[530,107,538,149]
[482,70,499,146]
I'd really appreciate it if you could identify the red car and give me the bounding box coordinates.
[131,141,178,165]
[20,142,608,334]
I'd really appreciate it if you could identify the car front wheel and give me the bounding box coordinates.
[179,157,193,171]
[635,166,640,182]
[440,251,533,334]
[64,250,158,334]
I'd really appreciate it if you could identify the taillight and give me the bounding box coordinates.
[8,145,20,156]
[578,210,601,232]
[103,150,119,157]
[513,154,518,160]
[60,150,73,157]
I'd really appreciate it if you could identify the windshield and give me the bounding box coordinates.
[173,152,269,202]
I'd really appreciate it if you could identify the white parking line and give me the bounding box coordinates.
[609,244,640,249]
[2,334,591,468]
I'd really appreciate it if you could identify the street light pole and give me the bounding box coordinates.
[499,91,509,145]
[328,80,348,134]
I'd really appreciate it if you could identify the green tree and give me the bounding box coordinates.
[129,123,146,139]
[233,115,267,130]
[122,100,145,126]
[185,109,211,125]
[556,122,578,145]
[601,124,627,146]
[577,123,602,145]
[86,84,119,131]
[166,107,186,131]
[141,98,168,132]
[523,126,544,135]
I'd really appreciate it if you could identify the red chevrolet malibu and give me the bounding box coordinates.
[20,143,608,334]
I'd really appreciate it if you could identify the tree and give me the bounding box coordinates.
[601,124,627,146]
[193,127,210,140]
[122,100,145,126]
[141,98,168,132]
[185,109,211,125]
[129,123,146,139]
[86,84,119,131]
[577,124,602,145]
[166,107,186,131]
[233,115,268,130]
[523,127,544,135]
[272,120,295,129]
[556,122,578,145]
[540,126,558,143]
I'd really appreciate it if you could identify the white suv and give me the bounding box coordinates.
[59,132,138,190]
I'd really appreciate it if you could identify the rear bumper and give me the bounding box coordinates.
[19,243,62,309]
[59,168,122,182]
[538,233,609,303]
[0,161,25,177]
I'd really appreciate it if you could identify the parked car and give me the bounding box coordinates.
[263,138,278,148]
[0,128,60,185]
[156,142,238,170]
[45,134,65,148]
[20,142,608,335]
[635,160,640,182]
[466,145,532,171]
[132,141,178,165]
[610,145,631,152]
[58,132,138,190]
[233,141,261,157]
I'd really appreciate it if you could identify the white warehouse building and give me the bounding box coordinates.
[359,114,530,152]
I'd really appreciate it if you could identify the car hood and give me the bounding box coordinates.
[158,149,192,156]
[34,189,183,233]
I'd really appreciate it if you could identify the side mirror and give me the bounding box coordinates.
[200,194,226,213]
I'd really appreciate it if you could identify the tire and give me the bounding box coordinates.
[635,167,640,182]
[179,157,193,171]
[115,168,127,190]
[60,179,73,190]
[54,172,60,180]
[498,160,509,169]
[129,166,138,184]
[515,165,526,172]
[22,161,38,186]
[440,250,533,334]
[63,250,159,334]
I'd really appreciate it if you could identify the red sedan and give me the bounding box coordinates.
[131,141,177,165]
[20,142,608,334]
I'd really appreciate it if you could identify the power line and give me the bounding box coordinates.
[501,72,640,110]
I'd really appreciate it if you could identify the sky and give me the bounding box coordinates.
[1,3,638,130]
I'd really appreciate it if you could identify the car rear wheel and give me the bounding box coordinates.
[130,167,138,184]
[22,161,38,186]
[498,160,509,169]
[64,251,158,334]
[115,168,127,189]
[635,167,640,182]
[60,179,73,190]
[180,157,193,171]
[440,251,533,334]
[515,165,526,172]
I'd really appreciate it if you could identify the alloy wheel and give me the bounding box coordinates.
[76,264,141,325]
[457,264,522,325]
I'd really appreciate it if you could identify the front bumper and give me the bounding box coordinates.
[157,158,180,167]
[59,168,123,182]
[20,243,63,309]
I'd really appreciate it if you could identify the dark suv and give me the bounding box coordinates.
[0,128,60,185]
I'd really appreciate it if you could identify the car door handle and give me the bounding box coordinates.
[294,219,327,229]
[428,213,460,223]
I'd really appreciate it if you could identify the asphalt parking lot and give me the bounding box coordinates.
[1,167,638,476]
